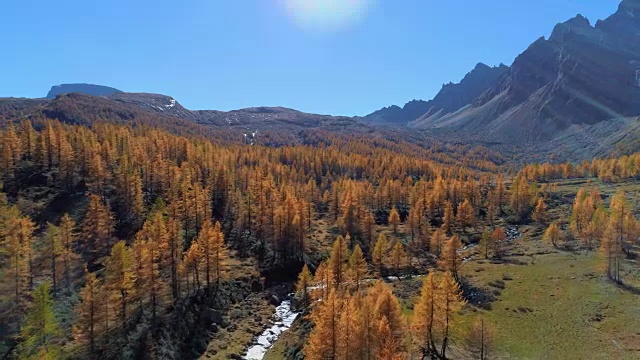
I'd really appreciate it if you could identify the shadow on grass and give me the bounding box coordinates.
[558,242,585,254]
[613,280,640,295]
[459,277,497,311]
[489,257,528,266]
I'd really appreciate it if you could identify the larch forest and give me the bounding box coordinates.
[0,116,638,359]
[2,1,640,359]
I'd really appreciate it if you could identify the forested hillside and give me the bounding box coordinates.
[0,117,638,359]
[4,0,640,358]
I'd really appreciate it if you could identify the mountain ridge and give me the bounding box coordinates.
[412,2,640,145]
[361,0,640,151]
[3,0,639,161]
[364,62,508,125]
[46,83,122,98]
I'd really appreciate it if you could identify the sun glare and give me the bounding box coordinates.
[282,0,372,32]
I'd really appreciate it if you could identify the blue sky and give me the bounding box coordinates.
[0,0,620,116]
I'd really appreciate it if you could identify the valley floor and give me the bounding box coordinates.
[267,247,640,360]
[455,179,640,359]
[461,250,640,359]
[200,292,275,359]
[266,178,640,360]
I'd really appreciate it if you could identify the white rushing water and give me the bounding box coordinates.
[242,275,435,359]
[244,298,299,360]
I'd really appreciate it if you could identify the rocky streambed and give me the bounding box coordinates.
[244,294,299,360]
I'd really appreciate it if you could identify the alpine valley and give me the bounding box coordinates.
[0,1,639,360]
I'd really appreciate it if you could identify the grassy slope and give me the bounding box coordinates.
[462,252,640,359]
[454,178,640,359]
[266,178,640,359]
[199,258,276,359]
[200,293,275,359]
[263,326,305,360]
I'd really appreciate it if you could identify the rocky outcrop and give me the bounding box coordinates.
[46,83,122,98]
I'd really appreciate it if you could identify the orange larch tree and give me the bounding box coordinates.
[532,198,547,225]
[329,235,350,287]
[439,235,462,280]
[81,194,115,264]
[74,267,102,355]
[388,207,401,235]
[456,198,475,232]
[348,244,368,290]
[435,272,466,359]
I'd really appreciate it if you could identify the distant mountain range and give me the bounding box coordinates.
[1,0,639,161]
[0,90,368,141]
[365,0,640,150]
[365,63,508,125]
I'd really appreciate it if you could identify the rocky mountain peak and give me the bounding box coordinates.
[413,0,640,146]
[473,62,491,71]
[46,83,122,98]
[597,0,640,26]
[620,0,640,12]
[549,14,594,42]
[567,13,591,27]
[365,61,508,125]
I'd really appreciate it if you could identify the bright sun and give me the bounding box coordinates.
[282,0,372,32]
